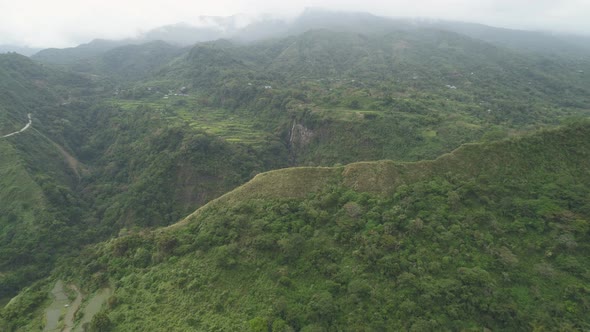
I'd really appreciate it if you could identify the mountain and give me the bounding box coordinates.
[0,50,288,304]
[285,9,590,58]
[29,22,590,167]
[5,121,589,331]
[144,27,590,165]
[139,23,226,45]
[0,54,94,300]
[31,39,133,65]
[75,121,590,331]
[138,14,277,45]
[29,9,590,66]
[288,8,403,35]
[1,9,590,331]
[430,21,590,57]
[28,14,258,64]
[0,45,42,57]
[66,41,185,81]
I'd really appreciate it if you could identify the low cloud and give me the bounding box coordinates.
[1,0,589,48]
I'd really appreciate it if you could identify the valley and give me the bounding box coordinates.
[1,8,589,331]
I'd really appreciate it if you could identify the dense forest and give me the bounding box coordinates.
[1,9,589,331]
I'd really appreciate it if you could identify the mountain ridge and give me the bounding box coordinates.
[35,120,590,332]
[175,120,590,228]
[28,8,590,64]
[1,9,590,330]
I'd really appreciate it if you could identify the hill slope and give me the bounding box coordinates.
[27,14,590,167]
[135,28,590,164]
[30,39,132,65]
[5,122,587,331]
[0,51,289,304]
[2,12,590,331]
[0,54,93,301]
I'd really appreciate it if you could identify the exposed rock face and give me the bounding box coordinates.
[290,122,314,147]
[288,120,315,165]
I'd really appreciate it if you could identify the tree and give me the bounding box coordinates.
[89,311,112,332]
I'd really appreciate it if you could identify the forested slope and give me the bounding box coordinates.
[1,12,590,331]
[14,121,586,331]
[0,54,91,300]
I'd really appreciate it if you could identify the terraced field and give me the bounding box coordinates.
[72,287,112,332]
[312,107,382,121]
[43,280,80,332]
[109,98,269,145]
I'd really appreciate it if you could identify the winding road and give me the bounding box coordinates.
[1,113,32,138]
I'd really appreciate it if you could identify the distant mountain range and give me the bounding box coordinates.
[10,8,588,65]
[0,44,42,56]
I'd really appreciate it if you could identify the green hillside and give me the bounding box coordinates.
[0,52,289,303]
[0,54,95,301]
[71,103,287,230]
[115,28,590,164]
[66,41,185,82]
[5,121,586,331]
[1,11,590,331]
[40,27,587,176]
[30,39,131,65]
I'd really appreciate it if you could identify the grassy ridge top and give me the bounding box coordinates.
[179,120,590,227]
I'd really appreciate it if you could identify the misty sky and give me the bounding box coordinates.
[1,0,590,48]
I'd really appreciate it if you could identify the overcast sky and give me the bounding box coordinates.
[1,0,590,48]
